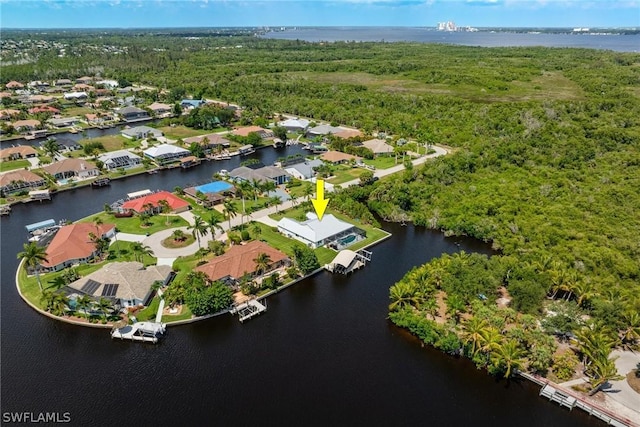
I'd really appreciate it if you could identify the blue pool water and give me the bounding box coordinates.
[195,180,233,194]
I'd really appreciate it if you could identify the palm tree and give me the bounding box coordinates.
[262,180,276,196]
[620,311,640,348]
[172,229,187,242]
[253,252,272,276]
[97,297,113,321]
[463,317,490,356]
[158,199,171,225]
[41,291,69,316]
[422,297,439,321]
[188,216,208,249]
[491,339,525,379]
[42,138,60,159]
[131,242,154,264]
[93,216,103,235]
[445,294,465,323]
[223,200,238,230]
[76,295,93,319]
[237,180,253,220]
[269,195,282,213]
[388,281,423,312]
[251,178,261,201]
[207,214,224,239]
[17,242,49,291]
[302,182,314,202]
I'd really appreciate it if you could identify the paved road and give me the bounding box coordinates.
[112,146,449,263]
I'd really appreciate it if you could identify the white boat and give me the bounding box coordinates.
[111,321,167,343]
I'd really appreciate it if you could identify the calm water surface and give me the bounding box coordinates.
[264,27,640,52]
[1,147,600,426]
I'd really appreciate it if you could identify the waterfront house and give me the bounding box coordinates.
[233,126,274,139]
[120,190,190,214]
[361,138,394,156]
[0,109,21,120]
[11,119,41,132]
[41,222,116,272]
[117,106,149,122]
[0,170,47,196]
[195,240,290,285]
[229,165,291,185]
[143,144,189,165]
[98,150,142,171]
[41,137,81,153]
[306,124,342,138]
[66,262,172,308]
[320,151,361,165]
[182,133,231,153]
[0,145,38,160]
[147,102,172,116]
[84,112,115,125]
[5,81,24,90]
[42,158,100,181]
[284,159,323,180]
[121,125,163,140]
[47,117,80,128]
[279,118,310,133]
[277,213,364,249]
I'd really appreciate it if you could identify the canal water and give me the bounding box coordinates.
[0,146,599,426]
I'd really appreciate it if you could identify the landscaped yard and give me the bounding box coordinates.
[78,134,137,152]
[0,159,30,172]
[81,212,189,235]
[327,166,367,184]
[363,156,397,169]
[157,125,220,140]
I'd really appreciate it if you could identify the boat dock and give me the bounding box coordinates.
[92,177,111,187]
[0,205,11,216]
[230,299,267,323]
[326,249,372,275]
[111,321,167,343]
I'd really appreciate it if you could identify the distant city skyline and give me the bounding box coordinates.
[1,0,638,29]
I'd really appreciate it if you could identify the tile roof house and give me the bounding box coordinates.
[41,223,116,272]
[320,150,361,164]
[232,126,274,139]
[26,95,54,104]
[279,118,310,133]
[28,106,60,115]
[0,145,38,160]
[67,262,172,307]
[284,159,323,180]
[195,240,290,284]
[306,124,342,138]
[44,137,82,152]
[42,158,100,181]
[117,106,149,122]
[361,138,394,156]
[55,79,73,87]
[333,129,363,139]
[147,102,172,114]
[0,170,47,196]
[143,144,190,165]
[0,109,21,120]
[98,150,142,171]
[47,117,80,128]
[76,76,93,84]
[120,190,190,214]
[5,81,24,90]
[229,165,291,185]
[121,125,163,139]
[277,213,362,249]
[11,119,41,131]
[182,133,231,152]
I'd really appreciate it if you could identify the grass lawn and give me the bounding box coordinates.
[0,159,30,172]
[136,296,161,321]
[157,125,223,140]
[161,306,193,322]
[106,165,149,179]
[63,106,95,117]
[81,212,189,235]
[363,156,397,169]
[79,135,136,152]
[327,167,367,184]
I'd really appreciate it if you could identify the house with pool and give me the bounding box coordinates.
[184,180,235,208]
[277,213,365,250]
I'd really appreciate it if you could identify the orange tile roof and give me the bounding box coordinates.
[321,150,360,163]
[333,129,363,139]
[0,145,38,159]
[28,106,60,114]
[0,109,20,118]
[43,223,115,268]
[6,81,24,89]
[12,119,41,128]
[121,191,190,213]
[43,158,98,176]
[0,170,45,187]
[196,240,288,282]
[233,126,268,137]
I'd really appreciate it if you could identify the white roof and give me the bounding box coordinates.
[331,250,358,268]
[280,118,310,129]
[98,150,141,162]
[143,144,189,157]
[277,213,354,244]
[127,189,152,199]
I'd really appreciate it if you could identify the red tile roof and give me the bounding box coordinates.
[196,240,288,282]
[121,191,190,213]
[28,106,60,114]
[43,223,115,268]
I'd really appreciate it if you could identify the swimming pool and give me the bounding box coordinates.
[195,180,233,194]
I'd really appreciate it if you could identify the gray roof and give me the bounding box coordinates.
[277,213,355,245]
[285,159,322,179]
[68,262,171,302]
[229,165,290,182]
[307,124,342,136]
[98,150,141,162]
[144,144,189,158]
[121,125,163,137]
[118,106,146,115]
[362,138,393,154]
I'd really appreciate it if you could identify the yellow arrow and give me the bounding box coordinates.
[311,179,329,221]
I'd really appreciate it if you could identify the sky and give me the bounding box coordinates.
[1,0,638,29]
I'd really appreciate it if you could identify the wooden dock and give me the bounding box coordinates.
[230,299,267,323]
